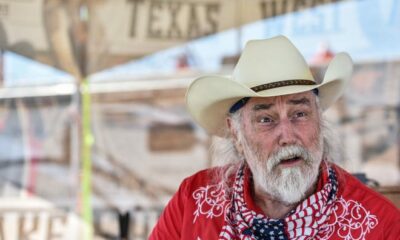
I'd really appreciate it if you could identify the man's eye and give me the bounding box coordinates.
[294,112,306,118]
[260,117,272,123]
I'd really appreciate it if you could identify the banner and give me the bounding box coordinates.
[87,0,344,73]
[0,198,83,240]
[0,0,80,78]
[0,0,345,75]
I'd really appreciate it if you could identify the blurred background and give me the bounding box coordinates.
[0,0,399,239]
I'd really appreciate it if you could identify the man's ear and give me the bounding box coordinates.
[226,117,244,155]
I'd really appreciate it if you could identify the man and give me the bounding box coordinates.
[149,36,400,239]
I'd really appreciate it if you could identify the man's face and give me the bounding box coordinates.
[231,91,324,204]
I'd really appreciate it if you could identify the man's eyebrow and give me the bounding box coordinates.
[287,97,311,106]
[252,103,274,111]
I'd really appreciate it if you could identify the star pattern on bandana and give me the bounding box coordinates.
[251,218,287,240]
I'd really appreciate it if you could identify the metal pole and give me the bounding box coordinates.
[397,106,400,170]
[0,49,4,86]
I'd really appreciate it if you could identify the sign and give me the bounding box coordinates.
[0,198,84,240]
[87,0,345,72]
[149,122,196,152]
[0,0,345,74]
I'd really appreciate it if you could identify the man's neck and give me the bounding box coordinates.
[252,182,317,219]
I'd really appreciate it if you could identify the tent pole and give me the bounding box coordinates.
[0,49,4,86]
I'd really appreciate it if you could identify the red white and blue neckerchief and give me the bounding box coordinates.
[220,162,338,240]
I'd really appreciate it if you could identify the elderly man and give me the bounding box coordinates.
[149,36,400,239]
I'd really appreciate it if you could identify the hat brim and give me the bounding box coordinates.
[186,52,353,136]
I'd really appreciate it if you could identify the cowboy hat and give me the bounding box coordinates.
[186,35,353,136]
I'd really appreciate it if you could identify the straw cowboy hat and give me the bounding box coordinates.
[186,35,353,136]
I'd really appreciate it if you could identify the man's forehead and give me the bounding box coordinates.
[246,91,316,107]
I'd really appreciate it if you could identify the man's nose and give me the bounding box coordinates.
[277,119,297,146]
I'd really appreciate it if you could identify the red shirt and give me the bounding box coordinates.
[150,164,400,239]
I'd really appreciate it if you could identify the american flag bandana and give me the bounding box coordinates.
[220,163,338,240]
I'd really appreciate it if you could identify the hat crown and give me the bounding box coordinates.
[232,36,315,88]
[185,35,353,136]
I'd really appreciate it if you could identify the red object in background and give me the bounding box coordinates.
[27,136,41,195]
[176,54,189,70]
[311,42,334,65]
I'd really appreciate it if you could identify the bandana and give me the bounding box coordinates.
[220,162,338,240]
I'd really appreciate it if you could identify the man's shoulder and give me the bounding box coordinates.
[183,165,230,186]
[178,164,237,197]
[185,165,220,179]
[332,164,400,215]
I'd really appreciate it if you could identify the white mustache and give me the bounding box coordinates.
[267,145,313,169]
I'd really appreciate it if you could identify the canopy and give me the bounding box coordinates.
[0,0,344,78]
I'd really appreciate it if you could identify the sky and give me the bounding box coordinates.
[3,51,73,87]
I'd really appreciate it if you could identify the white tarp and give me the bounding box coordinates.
[0,0,345,74]
[88,0,344,72]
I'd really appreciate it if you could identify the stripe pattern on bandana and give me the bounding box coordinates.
[219,163,338,240]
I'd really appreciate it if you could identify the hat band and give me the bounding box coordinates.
[251,79,316,92]
[229,79,317,114]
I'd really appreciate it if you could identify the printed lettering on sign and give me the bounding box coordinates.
[127,0,220,40]
[0,3,9,17]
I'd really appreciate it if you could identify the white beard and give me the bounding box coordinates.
[243,143,323,204]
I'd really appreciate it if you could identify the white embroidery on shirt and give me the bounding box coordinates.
[192,182,230,223]
[218,196,378,239]
[319,197,378,239]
